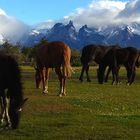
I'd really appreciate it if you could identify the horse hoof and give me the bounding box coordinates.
[87,79,91,82]
[127,83,130,86]
[5,125,12,130]
[62,93,66,96]
[43,92,47,95]
[111,82,116,85]
[36,87,41,89]
[43,90,48,94]
[79,78,83,82]
[58,94,63,97]
[58,93,66,97]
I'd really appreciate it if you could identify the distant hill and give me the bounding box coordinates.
[1,21,140,49]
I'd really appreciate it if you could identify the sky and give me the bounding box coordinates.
[0,0,140,42]
[0,0,92,25]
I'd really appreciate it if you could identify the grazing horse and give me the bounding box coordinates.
[97,47,140,85]
[79,44,120,82]
[0,53,27,129]
[34,39,72,96]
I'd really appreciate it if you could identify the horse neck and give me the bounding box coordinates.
[8,57,23,105]
[40,40,49,46]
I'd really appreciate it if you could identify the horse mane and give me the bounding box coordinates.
[39,38,49,46]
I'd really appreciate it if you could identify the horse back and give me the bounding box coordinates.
[36,41,71,68]
[116,47,139,64]
[81,44,102,64]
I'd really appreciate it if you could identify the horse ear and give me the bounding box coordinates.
[34,66,37,70]
[18,98,28,112]
[22,98,28,105]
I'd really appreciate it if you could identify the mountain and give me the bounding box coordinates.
[47,21,81,48]
[101,23,140,48]
[1,21,140,49]
[21,29,47,46]
[78,25,107,46]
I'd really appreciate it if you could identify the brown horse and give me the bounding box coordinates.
[79,44,120,82]
[98,47,140,85]
[34,39,72,96]
[0,52,27,129]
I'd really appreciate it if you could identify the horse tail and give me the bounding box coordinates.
[80,46,89,65]
[135,52,140,67]
[63,45,72,77]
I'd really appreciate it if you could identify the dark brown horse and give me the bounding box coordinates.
[79,44,120,82]
[34,39,72,97]
[0,52,27,129]
[98,47,140,85]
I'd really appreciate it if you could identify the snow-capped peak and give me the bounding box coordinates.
[29,30,40,35]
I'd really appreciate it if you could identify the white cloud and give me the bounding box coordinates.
[62,0,129,28]
[56,0,140,28]
[0,8,30,44]
[89,0,126,10]
[36,19,55,30]
[117,0,140,23]
[0,8,6,15]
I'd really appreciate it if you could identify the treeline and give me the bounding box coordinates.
[0,41,82,66]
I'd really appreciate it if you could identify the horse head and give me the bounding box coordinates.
[9,98,28,129]
[97,64,106,84]
[34,66,42,89]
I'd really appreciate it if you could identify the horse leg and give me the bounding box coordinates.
[44,68,49,94]
[111,67,116,85]
[131,67,136,84]
[116,66,121,84]
[104,66,111,82]
[35,72,41,89]
[0,95,5,126]
[116,66,120,84]
[125,64,132,85]
[111,65,119,85]
[86,65,91,82]
[55,67,64,97]
[62,77,66,96]
[79,65,85,82]
[98,64,107,84]
[0,93,11,128]
[40,68,46,94]
[4,97,11,128]
[128,65,136,85]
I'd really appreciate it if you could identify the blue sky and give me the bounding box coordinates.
[0,0,93,25]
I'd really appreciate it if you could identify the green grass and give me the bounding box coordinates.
[0,66,140,140]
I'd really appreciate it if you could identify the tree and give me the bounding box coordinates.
[71,49,81,66]
[1,40,24,63]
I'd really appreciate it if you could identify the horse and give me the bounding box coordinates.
[97,47,140,85]
[0,52,27,129]
[79,44,120,82]
[34,39,72,97]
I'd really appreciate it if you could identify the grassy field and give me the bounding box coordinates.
[0,66,140,140]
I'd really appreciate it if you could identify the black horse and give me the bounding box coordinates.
[79,44,120,82]
[98,47,140,85]
[0,52,27,129]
